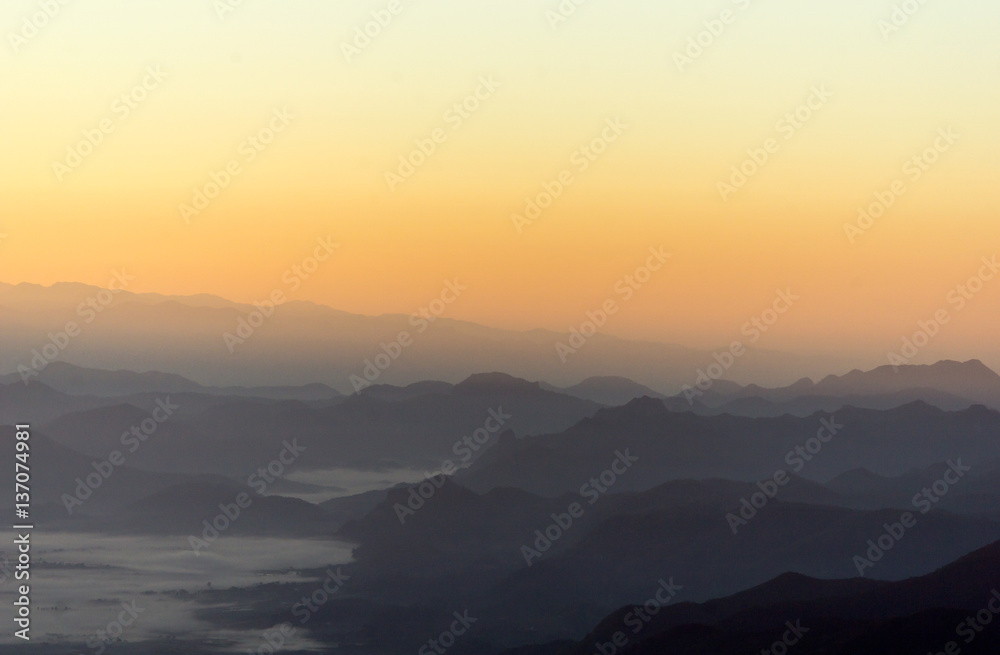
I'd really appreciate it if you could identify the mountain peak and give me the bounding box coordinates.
[454,372,540,394]
[560,376,665,405]
[953,359,997,375]
[593,395,669,421]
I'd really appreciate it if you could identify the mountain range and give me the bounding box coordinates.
[4,353,999,653]
[0,281,848,392]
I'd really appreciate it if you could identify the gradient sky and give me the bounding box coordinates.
[2,0,999,364]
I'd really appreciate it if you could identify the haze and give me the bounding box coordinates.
[2,0,998,367]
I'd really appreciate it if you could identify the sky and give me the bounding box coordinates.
[2,0,999,364]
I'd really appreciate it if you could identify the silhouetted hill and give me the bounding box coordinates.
[334,473,1000,643]
[455,372,547,395]
[357,380,454,401]
[320,486,400,531]
[0,424,194,518]
[40,402,227,474]
[41,373,602,476]
[544,539,1000,655]
[680,360,1000,412]
[700,387,981,417]
[0,361,341,401]
[0,380,114,424]
[460,400,1000,495]
[826,459,1000,516]
[541,376,666,406]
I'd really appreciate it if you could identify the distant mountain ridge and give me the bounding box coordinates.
[0,361,340,400]
[0,280,834,392]
[8,357,994,412]
[33,370,603,476]
[540,376,666,406]
[685,359,1000,410]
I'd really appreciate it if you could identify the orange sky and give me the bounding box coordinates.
[2,0,999,363]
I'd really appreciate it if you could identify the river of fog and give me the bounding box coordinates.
[0,532,353,650]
